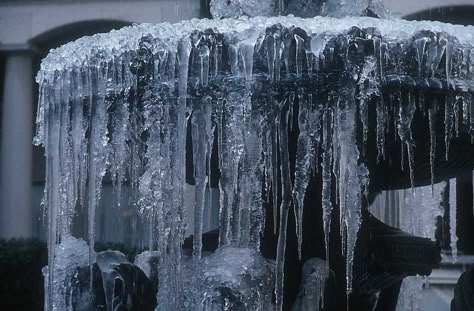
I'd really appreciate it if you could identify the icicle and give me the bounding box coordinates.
[272,103,280,235]
[449,179,458,262]
[294,34,304,78]
[87,64,109,285]
[70,69,88,213]
[414,37,428,76]
[58,70,74,235]
[359,96,369,151]
[462,93,470,126]
[266,32,282,82]
[397,90,416,188]
[376,97,386,161]
[239,33,257,81]
[241,109,264,250]
[293,94,319,259]
[309,94,322,174]
[45,73,62,309]
[331,95,340,207]
[192,97,212,259]
[461,48,470,79]
[219,91,245,246]
[310,35,327,65]
[428,98,438,190]
[445,94,455,160]
[470,93,474,143]
[445,37,453,81]
[358,56,379,151]
[282,32,292,79]
[262,111,273,204]
[380,42,387,80]
[454,95,461,137]
[418,91,425,112]
[321,107,333,265]
[109,57,130,207]
[434,34,447,76]
[198,45,210,87]
[150,37,191,310]
[276,97,292,311]
[336,75,368,297]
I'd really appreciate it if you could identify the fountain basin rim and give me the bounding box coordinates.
[37,15,474,82]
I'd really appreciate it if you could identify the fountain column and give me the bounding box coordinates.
[0,51,33,238]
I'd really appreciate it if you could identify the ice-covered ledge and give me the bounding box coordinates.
[36,14,474,311]
[38,15,474,73]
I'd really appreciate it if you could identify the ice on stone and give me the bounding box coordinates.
[210,0,275,19]
[184,246,273,310]
[134,251,160,289]
[292,257,330,311]
[371,183,446,311]
[43,235,92,311]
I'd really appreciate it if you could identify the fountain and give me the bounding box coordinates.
[34,0,474,310]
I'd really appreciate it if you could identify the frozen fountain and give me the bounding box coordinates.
[35,0,474,310]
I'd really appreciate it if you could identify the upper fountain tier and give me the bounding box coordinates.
[38,15,474,82]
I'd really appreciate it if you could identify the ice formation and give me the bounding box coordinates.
[292,257,330,311]
[209,0,388,19]
[35,15,474,310]
[182,246,273,310]
[371,182,447,311]
[396,183,445,311]
[42,235,92,311]
[449,179,458,262]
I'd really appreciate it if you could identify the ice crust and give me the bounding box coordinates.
[36,15,474,310]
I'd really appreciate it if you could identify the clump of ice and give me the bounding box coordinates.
[184,246,273,310]
[210,0,275,19]
[292,257,330,311]
[43,235,91,311]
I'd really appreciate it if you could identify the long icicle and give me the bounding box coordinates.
[321,107,333,266]
[429,97,438,191]
[276,97,292,311]
[337,72,369,300]
[192,97,212,259]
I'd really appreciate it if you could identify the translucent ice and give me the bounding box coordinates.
[184,246,273,310]
[35,15,474,311]
[210,0,275,19]
[292,257,330,311]
[43,235,91,311]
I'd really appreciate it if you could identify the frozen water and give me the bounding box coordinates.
[209,0,389,19]
[183,246,273,310]
[35,14,474,311]
[210,0,275,19]
[324,0,388,18]
[135,251,160,287]
[292,257,330,311]
[42,235,92,311]
[95,250,158,310]
[371,182,446,311]
[449,179,458,262]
